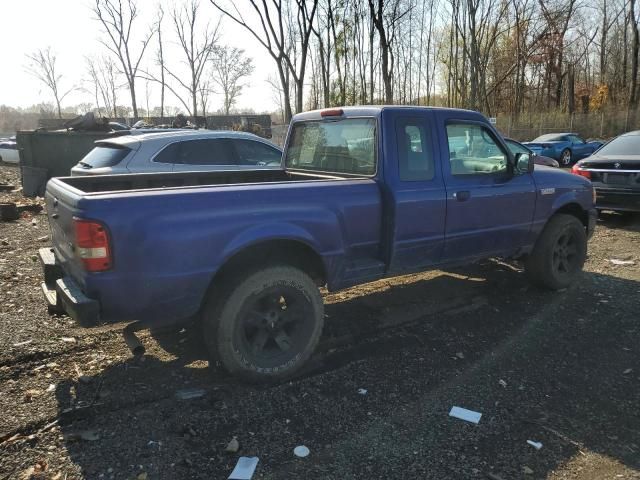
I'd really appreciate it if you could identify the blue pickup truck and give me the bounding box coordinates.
[40,106,597,382]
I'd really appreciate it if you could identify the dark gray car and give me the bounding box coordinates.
[71,130,282,176]
[572,130,640,213]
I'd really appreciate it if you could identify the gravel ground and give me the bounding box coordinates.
[0,163,639,480]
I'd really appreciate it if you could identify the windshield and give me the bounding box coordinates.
[596,134,640,156]
[533,134,565,142]
[79,144,130,168]
[285,118,376,175]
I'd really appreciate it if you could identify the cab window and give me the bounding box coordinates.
[396,118,434,181]
[446,124,507,175]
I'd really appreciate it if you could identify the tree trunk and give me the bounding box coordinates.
[630,0,639,108]
[129,78,138,120]
[369,17,374,104]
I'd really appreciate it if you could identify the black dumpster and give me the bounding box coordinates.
[17,130,130,197]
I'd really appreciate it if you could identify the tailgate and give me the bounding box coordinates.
[45,178,88,285]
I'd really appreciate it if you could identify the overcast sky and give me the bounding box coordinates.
[0,0,279,114]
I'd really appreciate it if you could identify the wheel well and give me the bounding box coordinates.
[554,203,587,228]
[210,239,327,288]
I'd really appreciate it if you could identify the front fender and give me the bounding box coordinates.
[551,190,585,213]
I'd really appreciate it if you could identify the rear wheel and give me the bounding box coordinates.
[525,214,587,290]
[202,265,324,383]
[560,148,572,166]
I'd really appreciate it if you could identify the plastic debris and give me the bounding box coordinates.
[357,388,368,395]
[449,406,482,424]
[293,445,310,457]
[79,430,100,441]
[46,384,55,393]
[12,339,32,347]
[523,466,534,475]
[61,337,76,343]
[225,436,240,453]
[527,440,543,450]
[623,368,633,375]
[175,388,205,400]
[455,352,465,359]
[608,258,635,265]
[228,456,259,480]
[498,379,507,388]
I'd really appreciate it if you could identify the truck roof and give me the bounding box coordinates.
[292,105,485,122]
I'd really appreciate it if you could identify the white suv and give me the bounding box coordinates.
[71,130,282,176]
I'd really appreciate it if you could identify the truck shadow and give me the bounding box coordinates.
[597,211,640,232]
[53,263,640,479]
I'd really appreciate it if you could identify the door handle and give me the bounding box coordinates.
[453,190,471,202]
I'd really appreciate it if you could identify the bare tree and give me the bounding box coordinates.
[93,0,154,119]
[211,0,319,121]
[25,47,75,118]
[86,56,118,117]
[211,46,254,114]
[156,5,166,120]
[368,0,405,103]
[164,0,220,118]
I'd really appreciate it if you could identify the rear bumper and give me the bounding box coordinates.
[595,187,640,212]
[39,247,101,326]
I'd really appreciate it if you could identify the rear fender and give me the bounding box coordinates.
[219,222,345,280]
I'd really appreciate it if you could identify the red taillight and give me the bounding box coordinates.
[73,218,112,272]
[571,164,591,180]
[320,108,344,117]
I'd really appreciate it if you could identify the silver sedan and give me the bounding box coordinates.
[71,130,282,176]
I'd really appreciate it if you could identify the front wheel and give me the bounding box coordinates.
[560,148,572,166]
[202,265,324,383]
[525,214,587,290]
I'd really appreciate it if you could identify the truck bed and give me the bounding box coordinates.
[60,169,350,194]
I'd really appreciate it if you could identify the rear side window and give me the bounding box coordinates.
[154,142,181,164]
[234,139,281,165]
[597,134,640,155]
[285,118,376,175]
[80,145,130,168]
[0,142,17,150]
[396,118,434,181]
[178,139,237,166]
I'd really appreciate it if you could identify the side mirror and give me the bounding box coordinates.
[514,152,534,174]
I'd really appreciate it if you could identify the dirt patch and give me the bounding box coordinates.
[0,164,639,479]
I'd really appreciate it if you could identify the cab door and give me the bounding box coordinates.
[439,118,536,261]
[385,111,447,273]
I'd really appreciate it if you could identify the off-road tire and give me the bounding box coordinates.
[525,214,587,290]
[202,265,324,383]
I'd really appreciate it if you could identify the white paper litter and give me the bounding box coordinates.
[228,456,259,480]
[293,445,310,457]
[609,259,635,265]
[449,406,482,424]
[527,440,543,450]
